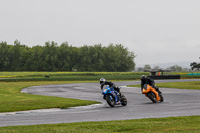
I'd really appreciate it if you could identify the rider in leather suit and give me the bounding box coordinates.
[100,78,121,95]
[140,75,162,95]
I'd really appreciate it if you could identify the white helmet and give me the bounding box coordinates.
[100,78,106,84]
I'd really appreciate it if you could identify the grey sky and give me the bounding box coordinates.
[0,0,200,66]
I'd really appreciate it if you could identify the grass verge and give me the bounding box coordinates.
[0,81,99,113]
[128,81,200,90]
[0,72,147,82]
[0,116,199,133]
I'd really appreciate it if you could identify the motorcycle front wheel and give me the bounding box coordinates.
[106,95,115,107]
[121,94,127,106]
[147,92,157,103]
[160,95,164,102]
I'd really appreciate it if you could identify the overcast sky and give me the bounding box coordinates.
[0,0,200,67]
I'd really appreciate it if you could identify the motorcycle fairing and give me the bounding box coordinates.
[142,84,161,101]
[103,86,119,103]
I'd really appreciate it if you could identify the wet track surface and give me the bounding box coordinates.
[0,79,200,127]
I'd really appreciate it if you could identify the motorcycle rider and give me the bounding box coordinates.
[140,75,162,95]
[100,78,121,96]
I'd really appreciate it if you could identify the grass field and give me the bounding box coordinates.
[0,81,99,113]
[0,116,199,133]
[157,81,200,90]
[129,81,200,90]
[0,71,147,81]
[1,71,200,82]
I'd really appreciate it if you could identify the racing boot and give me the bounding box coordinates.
[156,87,162,96]
[117,92,122,101]
[116,101,121,105]
[118,92,121,97]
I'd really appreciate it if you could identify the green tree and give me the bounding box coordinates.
[57,42,72,71]
[43,41,59,71]
[0,42,9,71]
[0,41,136,72]
[29,45,45,71]
[144,64,151,70]
[78,45,92,71]
[168,65,183,72]
[190,62,200,71]
[92,44,105,71]
[103,44,116,71]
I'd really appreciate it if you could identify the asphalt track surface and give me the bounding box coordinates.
[0,79,200,127]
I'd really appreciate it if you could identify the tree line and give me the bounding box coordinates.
[136,64,190,72]
[0,40,135,72]
[190,62,200,71]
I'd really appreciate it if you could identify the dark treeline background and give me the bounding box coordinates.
[0,40,135,72]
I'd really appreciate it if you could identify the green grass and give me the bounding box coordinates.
[0,71,155,81]
[1,71,200,82]
[0,116,199,133]
[129,81,200,90]
[0,81,99,113]
[0,71,146,77]
[156,81,200,90]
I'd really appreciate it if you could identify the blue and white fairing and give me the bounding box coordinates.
[102,86,120,103]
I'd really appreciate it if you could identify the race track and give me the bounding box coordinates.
[0,79,200,127]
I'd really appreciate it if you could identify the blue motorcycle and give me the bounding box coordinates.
[102,86,127,107]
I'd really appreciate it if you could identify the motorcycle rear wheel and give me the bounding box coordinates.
[106,95,115,107]
[147,92,157,103]
[121,97,127,106]
[120,95,127,106]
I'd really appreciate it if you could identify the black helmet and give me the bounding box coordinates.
[100,78,106,84]
[141,75,146,81]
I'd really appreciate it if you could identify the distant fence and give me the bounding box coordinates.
[148,75,180,80]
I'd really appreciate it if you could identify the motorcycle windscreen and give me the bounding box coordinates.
[143,84,148,90]
[142,84,149,93]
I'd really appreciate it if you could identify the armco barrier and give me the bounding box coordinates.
[148,75,180,80]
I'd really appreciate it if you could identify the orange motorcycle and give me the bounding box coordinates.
[142,84,164,103]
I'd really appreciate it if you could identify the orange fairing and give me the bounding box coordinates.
[142,84,160,101]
